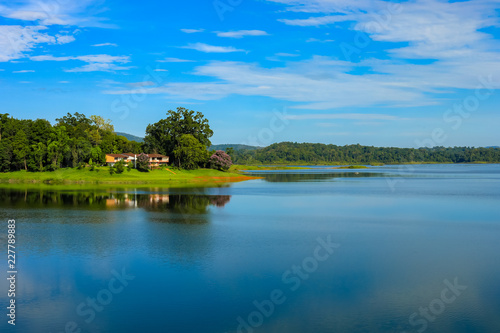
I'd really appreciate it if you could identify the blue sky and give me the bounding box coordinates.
[1,0,500,147]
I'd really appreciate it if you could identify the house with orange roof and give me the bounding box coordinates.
[105,153,169,168]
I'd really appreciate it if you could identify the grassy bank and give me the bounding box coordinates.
[0,167,258,186]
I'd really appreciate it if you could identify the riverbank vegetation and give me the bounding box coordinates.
[227,142,500,165]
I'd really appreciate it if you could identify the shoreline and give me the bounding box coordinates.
[0,168,261,187]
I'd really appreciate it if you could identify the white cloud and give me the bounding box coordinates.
[275,52,299,57]
[95,0,500,110]
[153,69,168,72]
[279,15,351,26]
[102,51,500,109]
[128,81,155,87]
[270,0,500,62]
[157,57,195,63]
[30,54,132,72]
[56,34,75,44]
[0,25,62,62]
[215,30,269,38]
[286,113,399,120]
[306,38,334,43]
[59,81,69,83]
[13,69,35,73]
[0,0,116,28]
[30,54,70,61]
[182,43,245,53]
[92,43,118,47]
[180,28,204,33]
[103,57,427,108]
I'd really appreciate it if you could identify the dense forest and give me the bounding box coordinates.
[0,113,142,172]
[0,108,226,172]
[228,142,500,165]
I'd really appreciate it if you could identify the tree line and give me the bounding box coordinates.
[0,107,231,172]
[229,142,500,165]
[0,112,142,172]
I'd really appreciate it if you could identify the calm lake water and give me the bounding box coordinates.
[1,164,500,333]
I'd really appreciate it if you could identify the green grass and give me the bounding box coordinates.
[0,167,257,187]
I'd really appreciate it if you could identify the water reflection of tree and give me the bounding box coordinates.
[0,188,231,217]
[250,172,381,182]
[137,194,231,214]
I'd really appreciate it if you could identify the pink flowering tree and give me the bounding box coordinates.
[136,153,150,172]
[209,150,232,171]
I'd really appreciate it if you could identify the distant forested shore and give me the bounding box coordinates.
[226,142,500,165]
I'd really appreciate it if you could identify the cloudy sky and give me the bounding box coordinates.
[1,0,500,147]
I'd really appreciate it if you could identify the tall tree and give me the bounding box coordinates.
[12,130,29,170]
[30,142,47,171]
[144,107,213,159]
[0,113,10,142]
[89,115,114,146]
[47,126,70,170]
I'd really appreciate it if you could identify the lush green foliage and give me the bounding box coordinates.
[144,107,213,167]
[172,134,209,170]
[114,160,126,174]
[209,150,232,171]
[0,113,142,172]
[230,142,500,165]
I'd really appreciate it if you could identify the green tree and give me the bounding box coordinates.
[47,126,70,170]
[114,160,126,174]
[0,141,12,172]
[173,134,209,170]
[89,115,114,146]
[0,113,10,142]
[90,146,105,164]
[30,142,47,171]
[144,107,213,167]
[12,130,29,170]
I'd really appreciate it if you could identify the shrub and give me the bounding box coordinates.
[114,160,125,174]
[209,150,232,171]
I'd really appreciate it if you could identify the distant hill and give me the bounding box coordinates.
[210,144,261,151]
[486,146,499,148]
[115,132,144,143]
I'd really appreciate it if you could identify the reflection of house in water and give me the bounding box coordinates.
[149,194,170,204]
[103,193,231,211]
